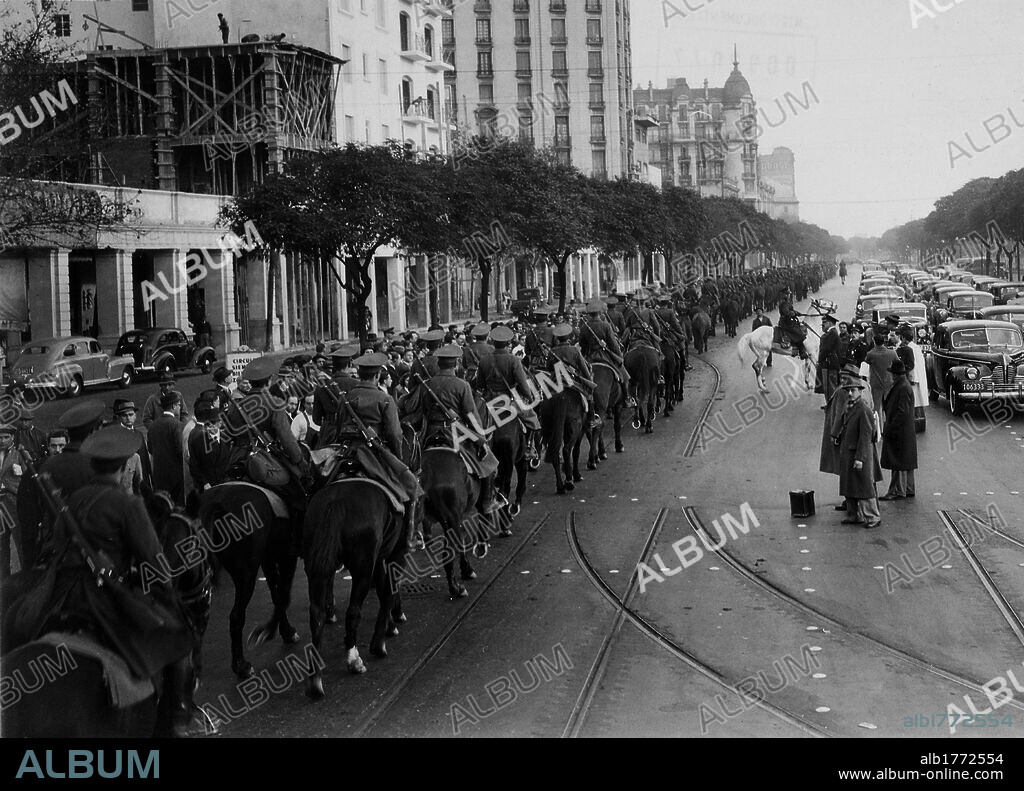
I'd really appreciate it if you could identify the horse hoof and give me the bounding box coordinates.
[348,657,368,674]
[587,461,597,471]
[572,473,583,483]
[370,643,388,658]
[450,586,469,599]
[325,611,338,625]
[232,660,255,680]
[599,451,609,460]
[247,625,274,649]
[500,527,513,537]
[307,676,326,700]
[509,503,521,518]
[396,612,408,623]
[461,568,477,581]
[387,624,400,637]
[564,481,575,491]
[281,627,300,644]
[645,427,653,434]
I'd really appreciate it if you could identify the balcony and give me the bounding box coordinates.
[476,34,493,45]
[513,0,530,11]
[516,66,532,79]
[590,133,606,145]
[473,0,491,13]
[634,107,659,128]
[400,33,430,63]
[550,1,566,13]
[585,0,602,11]
[589,100,605,111]
[587,65,604,78]
[553,133,571,148]
[514,34,531,45]
[476,67,494,78]
[550,34,567,45]
[402,100,432,126]
[586,35,604,46]
[551,66,569,78]
[420,0,452,18]
[426,51,455,73]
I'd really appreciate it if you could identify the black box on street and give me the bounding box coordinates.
[790,489,815,518]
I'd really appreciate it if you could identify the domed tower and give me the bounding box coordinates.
[721,47,756,202]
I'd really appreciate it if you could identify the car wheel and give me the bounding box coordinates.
[947,383,964,417]
[119,367,134,389]
[199,355,214,375]
[158,360,176,376]
[65,375,83,399]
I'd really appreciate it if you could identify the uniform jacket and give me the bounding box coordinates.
[838,398,883,499]
[550,343,593,384]
[477,348,533,400]
[463,341,495,373]
[606,309,626,335]
[142,389,190,428]
[578,319,622,362]
[405,369,481,436]
[188,428,232,491]
[223,388,303,465]
[336,380,403,457]
[881,376,918,471]
[312,374,357,445]
[525,325,555,362]
[148,412,185,503]
[818,326,842,370]
[14,425,46,462]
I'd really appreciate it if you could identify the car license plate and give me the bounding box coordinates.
[960,382,985,392]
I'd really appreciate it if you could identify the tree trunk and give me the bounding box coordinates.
[264,252,276,351]
[555,255,569,314]
[478,256,491,322]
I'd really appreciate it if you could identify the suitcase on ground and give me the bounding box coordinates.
[790,489,815,518]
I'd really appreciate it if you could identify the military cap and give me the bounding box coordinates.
[330,344,359,361]
[532,305,552,317]
[58,399,105,431]
[585,299,606,313]
[604,296,619,306]
[421,330,445,343]
[242,355,277,381]
[821,314,837,325]
[0,423,15,435]
[435,344,464,359]
[80,425,142,461]
[552,323,574,339]
[841,362,861,377]
[840,373,866,390]
[471,322,491,338]
[490,326,515,343]
[157,370,176,384]
[391,344,407,354]
[113,399,137,415]
[212,366,232,383]
[381,326,395,335]
[353,352,388,368]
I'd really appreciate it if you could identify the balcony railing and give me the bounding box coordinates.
[550,34,567,45]
[551,66,569,78]
[589,100,605,110]
[585,0,602,11]
[586,35,604,46]
[400,33,430,62]
[474,0,491,13]
[513,0,530,11]
[476,33,492,45]
[550,1,566,13]
[590,133,606,145]
[516,66,532,78]
[553,133,571,148]
[587,65,604,77]
[477,67,494,77]
[514,35,531,45]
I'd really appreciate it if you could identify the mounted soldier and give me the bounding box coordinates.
[475,325,542,459]
[407,329,445,390]
[604,295,626,336]
[579,300,630,391]
[222,356,309,523]
[462,322,495,384]
[549,323,599,429]
[524,306,555,371]
[312,345,359,446]
[401,345,501,517]
[777,285,809,358]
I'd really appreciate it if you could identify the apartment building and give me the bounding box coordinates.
[760,146,800,222]
[445,0,634,179]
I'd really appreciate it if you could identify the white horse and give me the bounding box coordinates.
[738,324,820,393]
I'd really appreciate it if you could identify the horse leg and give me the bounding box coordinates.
[344,555,374,674]
[325,575,338,624]
[511,455,528,521]
[443,521,469,599]
[229,567,259,679]
[369,558,393,659]
[571,428,584,483]
[613,402,624,453]
[306,572,328,698]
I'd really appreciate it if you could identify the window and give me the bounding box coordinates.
[399,13,411,50]
[345,115,356,140]
[517,82,532,103]
[362,53,369,80]
[555,115,569,145]
[375,0,386,27]
[551,18,566,41]
[341,45,353,83]
[518,112,533,143]
[589,83,603,105]
[590,115,605,140]
[587,50,602,74]
[592,150,607,178]
[479,82,494,103]
[54,14,70,37]
[552,50,567,74]
[131,0,149,10]
[89,341,102,354]
[514,18,530,42]
[516,50,531,74]
[401,78,413,110]
[424,26,434,58]
[339,0,351,12]
[477,50,492,76]
[379,59,388,94]
[442,18,454,44]
[586,18,602,42]
[382,124,390,140]
[365,120,371,141]
[476,18,491,43]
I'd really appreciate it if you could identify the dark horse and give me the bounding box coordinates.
[625,342,661,434]
[658,340,683,418]
[0,494,211,737]
[691,309,712,355]
[303,479,408,696]
[587,362,624,469]
[482,395,528,523]
[419,447,483,598]
[196,482,300,679]
[537,387,586,493]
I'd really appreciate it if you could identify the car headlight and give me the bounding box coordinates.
[965,367,980,381]
[917,328,926,338]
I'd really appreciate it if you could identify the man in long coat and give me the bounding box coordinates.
[837,371,883,529]
[820,363,856,515]
[879,359,917,500]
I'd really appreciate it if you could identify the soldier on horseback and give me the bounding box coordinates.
[462,323,494,384]
[222,356,309,526]
[777,286,810,359]
[402,345,501,517]
[312,345,359,446]
[475,325,541,460]
[550,324,600,429]
[524,307,555,370]
[579,300,632,401]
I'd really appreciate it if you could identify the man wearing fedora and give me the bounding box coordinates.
[821,362,857,515]
[816,314,842,405]
[880,358,917,500]
[143,371,191,429]
[114,398,152,492]
[836,370,883,529]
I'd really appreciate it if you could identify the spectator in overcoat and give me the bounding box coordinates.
[879,359,917,500]
[837,371,883,529]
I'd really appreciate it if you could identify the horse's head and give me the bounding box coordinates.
[143,490,213,611]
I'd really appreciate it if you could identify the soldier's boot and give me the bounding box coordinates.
[586,398,602,430]
[523,430,538,461]
[476,475,504,516]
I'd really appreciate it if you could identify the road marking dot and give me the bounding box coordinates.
[812,673,827,679]
[631,498,639,502]
[560,569,571,574]
[804,588,816,593]
[859,722,878,730]
[873,565,884,570]
[609,494,616,498]
[430,575,441,579]
[816,706,831,713]
[805,626,819,631]
[986,491,995,495]
[797,524,807,528]
[960,492,969,495]
[678,495,688,500]
[810,646,822,652]
[532,501,539,504]
[709,566,720,571]
[1013,492,1021,495]
[933,492,942,496]
[343,576,352,581]
[941,564,953,569]
[800,549,810,554]
[578,499,586,503]
[802,566,812,571]
[520,570,530,574]
[610,569,619,574]
[799,536,808,540]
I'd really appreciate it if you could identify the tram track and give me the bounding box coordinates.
[955,507,1024,551]
[681,506,1024,717]
[350,511,551,738]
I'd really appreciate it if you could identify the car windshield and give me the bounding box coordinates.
[19,345,50,356]
[120,332,148,344]
[950,328,1024,351]
[951,295,993,310]
[891,306,927,319]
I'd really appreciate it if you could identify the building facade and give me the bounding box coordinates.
[446,0,634,180]
[759,146,799,222]
[633,56,774,214]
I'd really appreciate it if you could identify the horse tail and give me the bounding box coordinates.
[543,390,569,463]
[303,493,344,578]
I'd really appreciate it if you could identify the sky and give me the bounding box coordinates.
[630,0,1024,239]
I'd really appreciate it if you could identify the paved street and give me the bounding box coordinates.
[128,273,1021,739]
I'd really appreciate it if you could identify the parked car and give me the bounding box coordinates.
[991,282,1024,305]
[510,288,542,318]
[926,320,1024,415]
[871,302,931,348]
[8,336,135,397]
[978,305,1024,332]
[939,291,996,323]
[114,327,216,377]
[856,295,902,322]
